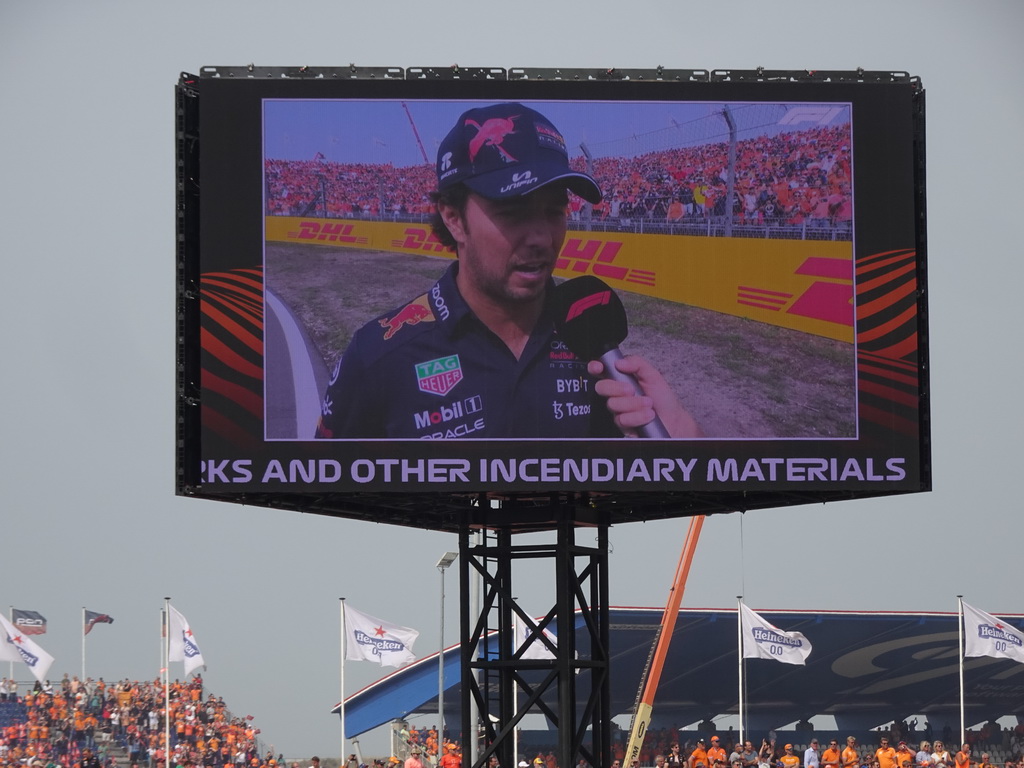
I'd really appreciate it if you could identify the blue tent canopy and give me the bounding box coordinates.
[335,607,1024,737]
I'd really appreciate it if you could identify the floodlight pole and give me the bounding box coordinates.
[579,142,595,231]
[721,105,737,237]
[437,551,458,750]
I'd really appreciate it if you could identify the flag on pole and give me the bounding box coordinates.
[962,602,1024,664]
[739,603,812,665]
[516,615,557,660]
[167,605,206,677]
[0,613,55,682]
[84,610,114,636]
[11,609,47,635]
[343,604,418,668]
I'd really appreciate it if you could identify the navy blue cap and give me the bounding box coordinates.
[436,102,602,204]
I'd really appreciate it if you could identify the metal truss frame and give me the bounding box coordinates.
[459,517,611,768]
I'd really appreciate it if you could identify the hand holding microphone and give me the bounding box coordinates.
[552,275,672,438]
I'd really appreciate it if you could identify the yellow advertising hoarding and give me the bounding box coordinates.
[266,216,853,342]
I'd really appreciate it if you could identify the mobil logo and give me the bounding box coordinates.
[414,395,483,430]
[414,354,464,397]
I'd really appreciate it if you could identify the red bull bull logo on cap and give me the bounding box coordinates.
[466,116,519,163]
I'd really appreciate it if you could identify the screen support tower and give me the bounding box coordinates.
[458,504,611,768]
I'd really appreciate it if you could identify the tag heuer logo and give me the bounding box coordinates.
[415,355,464,396]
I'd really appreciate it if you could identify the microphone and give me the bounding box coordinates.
[551,276,670,438]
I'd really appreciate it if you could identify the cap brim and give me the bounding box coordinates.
[464,165,602,204]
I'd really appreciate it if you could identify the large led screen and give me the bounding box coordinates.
[181,72,928,502]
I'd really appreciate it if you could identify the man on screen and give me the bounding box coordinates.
[315,102,701,440]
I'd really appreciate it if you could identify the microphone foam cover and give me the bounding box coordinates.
[551,276,628,360]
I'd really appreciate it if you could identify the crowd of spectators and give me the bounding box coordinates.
[264,160,435,221]
[0,676,273,768]
[571,123,853,235]
[520,722,1024,768]
[6,674,1019,768]
[263,124,854,239]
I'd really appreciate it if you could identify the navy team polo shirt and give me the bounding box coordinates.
[315,262,620,440]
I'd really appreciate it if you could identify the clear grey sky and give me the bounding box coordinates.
[2,0,1022,759]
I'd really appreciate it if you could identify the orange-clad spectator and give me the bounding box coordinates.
[877,738,898,768]
[780,745,800,768]
[823,740,842,768]
[439,744,462,768]
[896,743,915,768]
[708,738,727,768]
[691,739,710,768]
[843,738,861,768]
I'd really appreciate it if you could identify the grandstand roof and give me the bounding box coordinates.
[336,608,1024,737]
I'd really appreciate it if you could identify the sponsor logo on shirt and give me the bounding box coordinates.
[379,295,434,340]
[552,401,592,420]
[549,340,585,369]
[549,340,578,361]
[431,283,450,321]
[420,418,486,439]
[415,355,463,397]
[414,395,484,430]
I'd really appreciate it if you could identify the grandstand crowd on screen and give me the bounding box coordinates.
[3,677,1022,768]
[264,125,853,239]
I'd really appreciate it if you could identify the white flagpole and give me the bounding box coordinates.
[513,619,519,764]
[514,681,519,766]
[737,596,745,746]
[469,531,481,768]
[958,595,965,745]
[340,597,347,764]
[82,607,87,681]
[164,598,172,768]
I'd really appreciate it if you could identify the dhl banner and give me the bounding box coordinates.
[266,216,853,342]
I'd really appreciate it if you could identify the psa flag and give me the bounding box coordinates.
[12,609,47,635]
[962,602,1024,664]
[0,613,55,683]
[84,610,114,636]
[740,603,812,665]
[344,604,418,668]
[167,605,206,677]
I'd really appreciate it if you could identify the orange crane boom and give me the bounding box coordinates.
[624,515,705,766]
